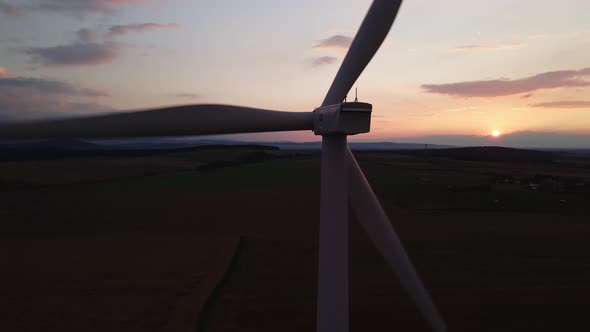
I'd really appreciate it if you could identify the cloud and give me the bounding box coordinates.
[450,42,525,51]
[531,100,590,108]
[0,0,150,16]
[313,35,352,49]
[76,28,98,42]
[26,42,119,66]
[0,2,20,15]
[0,36,21,44]
[0,75,111,121]
[108,23,182,36]
[25,22,180,67]
[312,56,337,67]
[0,66,14,78]
[422,67,590,97]
[0,98,112,121]
[175,93,199,99]
[0,77,108,97]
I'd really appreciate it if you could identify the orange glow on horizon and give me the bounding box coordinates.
[491,130,501,137]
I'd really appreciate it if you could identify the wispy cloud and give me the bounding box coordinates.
[0,77,108,97]
[0,1,20,15]
[76,28,98,42]
[312,56,337,67]
[313,35,352,50]
[531,100,590,108]
[108,23,182,37]
[0,74,111,121]
[450,42,525,51]
[175,93,199,99]
[0,0,151,17]
[422,67,590,97]
[0,66,14,78]
[26,21,181,67]
[26,42,119,66]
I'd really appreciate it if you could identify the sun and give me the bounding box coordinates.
[491,130,501,137]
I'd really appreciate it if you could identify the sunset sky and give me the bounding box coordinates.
[0,0,589,146]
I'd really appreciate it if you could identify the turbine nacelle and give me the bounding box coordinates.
[313,102,372,136]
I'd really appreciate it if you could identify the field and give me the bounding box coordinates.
[1,146,589,331]
[0,234,239,332]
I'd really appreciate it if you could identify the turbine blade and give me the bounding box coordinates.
[346,148,446,332]
[322,0,403,106]
[0,104,313,139]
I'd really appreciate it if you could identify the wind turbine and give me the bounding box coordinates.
[0,0,445,331]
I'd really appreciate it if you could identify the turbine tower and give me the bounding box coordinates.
[0,1,445,331]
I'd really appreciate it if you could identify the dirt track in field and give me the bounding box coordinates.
[0,234,239,332]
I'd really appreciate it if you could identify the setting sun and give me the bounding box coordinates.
[492,130,501,137]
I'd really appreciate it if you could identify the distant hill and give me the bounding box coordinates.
[0,138,564,163]
[0,138,105,150]
[269,141,452,150]
[0,141,279,162]
[86,138,452,151]
[397,146,555,162]
[391,131,590,149]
